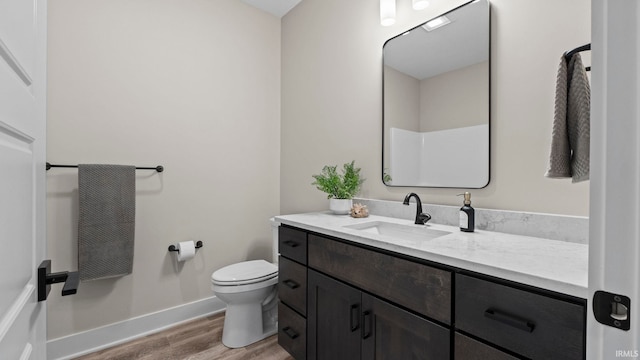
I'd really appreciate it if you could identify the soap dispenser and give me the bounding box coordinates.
[458,192,475,232]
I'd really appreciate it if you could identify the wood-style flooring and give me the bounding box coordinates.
[73,312,293,360]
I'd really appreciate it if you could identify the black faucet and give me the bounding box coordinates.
[403,193,432,225]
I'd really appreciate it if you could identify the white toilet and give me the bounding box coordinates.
[211,259,279,348]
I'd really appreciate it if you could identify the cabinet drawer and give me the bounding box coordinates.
[278,302,307,360]
[454,333,518,360]
[279,256,307,316]
[455,274,585,359]
[279,226,307,265]
[308,234,451,324]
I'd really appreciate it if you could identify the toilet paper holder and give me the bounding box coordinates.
[168,241,203,253]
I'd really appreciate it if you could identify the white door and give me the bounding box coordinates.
[0,0,48,358]
[588,0,640,358]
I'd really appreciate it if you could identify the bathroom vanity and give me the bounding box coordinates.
[275,212,587,360]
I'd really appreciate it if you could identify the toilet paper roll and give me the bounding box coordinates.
[176,241,196,262]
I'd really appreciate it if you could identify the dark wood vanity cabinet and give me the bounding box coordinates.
[307,269,450,360]
[277,224,586,360]
[279,225,451,360]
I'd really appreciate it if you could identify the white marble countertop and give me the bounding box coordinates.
[274,212,588,299]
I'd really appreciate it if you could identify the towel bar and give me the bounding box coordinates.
[46,162,164,172]
[168,241,203,252]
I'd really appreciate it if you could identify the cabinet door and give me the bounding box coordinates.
[308,270,362,360]
[361,294,450,360]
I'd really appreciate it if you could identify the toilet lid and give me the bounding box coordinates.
[211,260,278,285]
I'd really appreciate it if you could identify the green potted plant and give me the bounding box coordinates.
[312,161,364,214]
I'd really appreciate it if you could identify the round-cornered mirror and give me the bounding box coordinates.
[383,0,490,188]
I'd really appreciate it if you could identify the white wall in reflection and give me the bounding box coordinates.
[389,124,488,188]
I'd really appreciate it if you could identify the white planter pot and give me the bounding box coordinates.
[329,198,352,215]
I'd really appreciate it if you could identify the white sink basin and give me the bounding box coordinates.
[344,221,450,241]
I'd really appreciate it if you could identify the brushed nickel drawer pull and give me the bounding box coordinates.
[484,308,535,333]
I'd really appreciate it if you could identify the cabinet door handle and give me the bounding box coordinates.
[350,304,360,331]
[484,308,535,333]
[282,326,299,339]
[283,240,299,248]
[362,310,372,339]
[282,279,300,289]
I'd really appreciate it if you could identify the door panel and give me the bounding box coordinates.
[0,124,34,317]
[0,0,47,358]
[0,0,36,80]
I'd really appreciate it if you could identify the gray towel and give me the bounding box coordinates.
[78,164,136,281]
[545,53,591,182]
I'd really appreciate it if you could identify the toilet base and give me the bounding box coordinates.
[221,298,278,348]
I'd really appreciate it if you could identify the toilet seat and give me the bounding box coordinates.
[211,260,278,286]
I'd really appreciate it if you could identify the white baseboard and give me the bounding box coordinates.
[47,296,225,360]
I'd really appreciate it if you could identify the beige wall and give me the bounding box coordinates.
[420,61,489,132]
[384,66,420,132]
[383,65,420,172]
[281,0,590,216]
[46,0,280,339]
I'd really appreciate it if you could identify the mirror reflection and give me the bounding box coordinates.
[383,0,490,188]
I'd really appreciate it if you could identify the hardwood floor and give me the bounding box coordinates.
[73,313,293,360]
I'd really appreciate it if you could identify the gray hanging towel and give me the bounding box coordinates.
[545,53,591,182]
[78,164,136,281]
